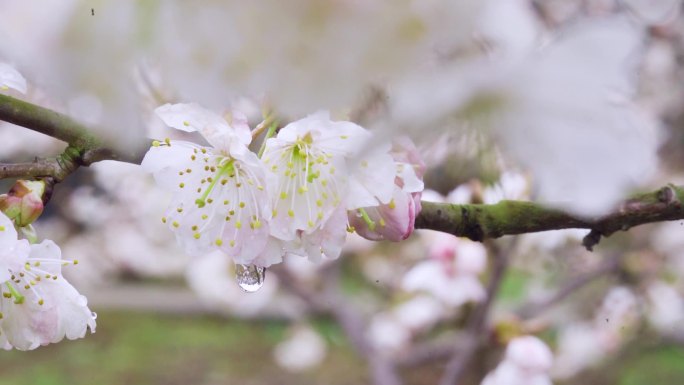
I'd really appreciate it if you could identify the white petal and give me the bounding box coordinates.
[346,148,396,209]
[155,103,251,150]
[0,62,27,94]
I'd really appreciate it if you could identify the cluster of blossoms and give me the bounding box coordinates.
[0,64,96,350]
[0,210,96,350]
[142,103,424,275]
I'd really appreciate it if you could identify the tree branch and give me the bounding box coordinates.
[2,94,684,251]
[0,93,102,149]
[415,185,684,250]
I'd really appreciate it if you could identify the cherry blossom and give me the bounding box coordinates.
[261,111,395,262]
[261,112,366,239]
[402,233,487,307]
[142,103,270,264]
[481,336,554,385]
[0,180,45,227]
[349,137,425,241]
[0,212,95,350]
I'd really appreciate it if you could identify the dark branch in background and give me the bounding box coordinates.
[438,240,513,385]
[2,93,684,251]
[274,264,402,385]
[516,254,623,319]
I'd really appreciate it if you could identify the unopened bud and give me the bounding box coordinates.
[0,180,46,227]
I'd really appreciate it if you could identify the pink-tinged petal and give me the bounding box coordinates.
[250,236,287,267]
[302,205,348,262]
[391,137,425,192]
[346,148,397,209]
[0,240,95,350]
[0,63,27,94]
[349,188,418,242]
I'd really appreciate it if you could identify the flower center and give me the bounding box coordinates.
[196,158,235,208]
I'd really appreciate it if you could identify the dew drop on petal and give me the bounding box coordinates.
[235,263,266,293]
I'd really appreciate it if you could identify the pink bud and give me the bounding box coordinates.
[350,190,421,242]
[0,180,45,227]
[349,137,424,242]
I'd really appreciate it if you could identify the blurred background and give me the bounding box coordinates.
[3,0,684,384]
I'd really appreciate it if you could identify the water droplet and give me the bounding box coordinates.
[235,263,266,292]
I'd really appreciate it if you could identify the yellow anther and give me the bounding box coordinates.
[280,192,288,200]
[235,221,242,229]
[172,221,180,228]
[164,138,171,146]
[183,120,190,126]
[388,199,396,209]
[230,240,236,247]
[193,233,201,239]
[179,183,185,188]
[192,225,198,231]
[288,210,295,218]
[239,202,246,208]
[215,239,223,246]
[152,140,161,147]
[201,214,208,220]
[38,299,44,306]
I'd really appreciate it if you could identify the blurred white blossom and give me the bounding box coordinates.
[273,325,327,372]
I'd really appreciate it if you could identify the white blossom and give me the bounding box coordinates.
[142,103,271,264]
[0,237,96,350]
[482,336,554,385]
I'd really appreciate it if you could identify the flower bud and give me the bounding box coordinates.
[0,180,46,227]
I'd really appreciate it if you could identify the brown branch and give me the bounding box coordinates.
[438,240,513,385]
[416,185,684,250]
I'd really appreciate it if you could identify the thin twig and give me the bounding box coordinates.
[517,255,622,319]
